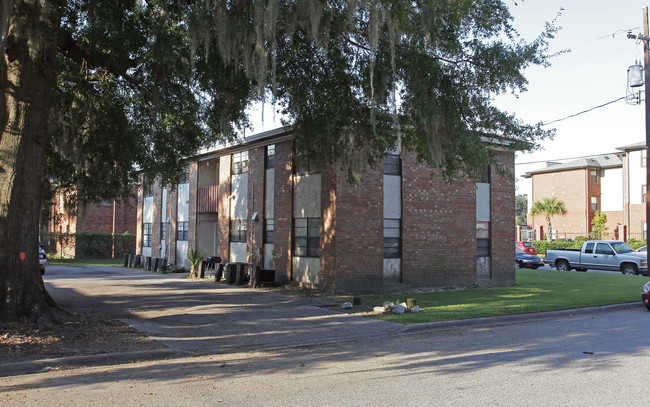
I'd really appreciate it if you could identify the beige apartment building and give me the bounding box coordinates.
[524,142,647,241]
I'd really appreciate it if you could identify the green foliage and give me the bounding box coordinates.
[363,270,649,324]
[627,238,647,250]
[45,232,135,259]
[589,211,608,240]
[187,247,206,278]
[515,194,528,226]
[9,0,557,204]
[530,197,567,241]
[531,239,576,256]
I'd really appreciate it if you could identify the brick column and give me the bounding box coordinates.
[490,150,516,285]
[217,155,232,262]
[168,186,178,265]
[188,162,199,251]
[151,178,163,257]
[247,147,266,264]
[135,174,144,256]
[273,140,294,283]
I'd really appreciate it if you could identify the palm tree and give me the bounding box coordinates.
[530,197,567,241]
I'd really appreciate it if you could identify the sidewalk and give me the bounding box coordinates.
[2,265,642,377]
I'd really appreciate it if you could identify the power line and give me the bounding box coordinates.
[541,96,627,126]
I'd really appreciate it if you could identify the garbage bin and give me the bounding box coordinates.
[224,263,237,285]
[215,263,224,282]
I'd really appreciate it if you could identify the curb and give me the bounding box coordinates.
[398,302,644,334]
[0,349,192,378]
[1,302,644,377]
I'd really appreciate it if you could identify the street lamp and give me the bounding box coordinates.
[627,7,650,241]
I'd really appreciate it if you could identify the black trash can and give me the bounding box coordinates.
[224,263,237,285]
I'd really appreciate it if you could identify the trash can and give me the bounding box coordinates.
[123,253,130,267]
[215,263,224,282]
[224,263,237,285]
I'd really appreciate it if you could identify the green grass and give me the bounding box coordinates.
[47,258,123,267]
[354,269,650,324]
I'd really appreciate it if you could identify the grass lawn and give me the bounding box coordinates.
[350,269,650,324]
[47,258,124,267]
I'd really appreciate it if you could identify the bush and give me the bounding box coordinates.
[532,239,575,256]
[626,238,647,250]
[44,232,136,259]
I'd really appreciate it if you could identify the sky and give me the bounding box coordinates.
[246,1,650,200]
[495,0,650,198]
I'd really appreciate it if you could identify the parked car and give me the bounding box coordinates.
[39,245,46,274]
[515,248,545,269]
[516,241,537,255]
[637,245,647,253]
[545,240,647,275]
[642,281,650,310]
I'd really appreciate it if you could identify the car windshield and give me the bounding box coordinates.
[523,242,533,247]
[611,242,634,254]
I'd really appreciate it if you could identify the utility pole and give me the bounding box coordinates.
[627,7,650,240]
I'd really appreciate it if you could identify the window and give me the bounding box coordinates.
[266,145,275,169]
[595,243,614,255]
[294,218,321,257]
[477,222,490,256]
[641,185,648,202]
[143,223,152,247]
[161,222,166,241]
[176,221,188,241]
[383,154,401,176]
[264,219,274,243]
[232,151,249,175]
[230,219,247,243]
[590,196,598,212]
[584,242,595,254]
[383,219,401,258]
[589,169,598,184]
[642,149,647,167]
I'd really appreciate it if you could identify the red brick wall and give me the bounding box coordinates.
[401,152,476,286]
[273,140,294,283]
[490,151,516,285]
[188,162,199,250]
[217,155,232,262]
[167,185,178,265]
[136,175,144,255]
[323,164,384,293]
[247,147,266,263]
[151,179,163,257]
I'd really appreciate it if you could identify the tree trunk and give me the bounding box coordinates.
[0,1,62,323]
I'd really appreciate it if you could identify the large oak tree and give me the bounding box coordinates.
[1,0,556,323]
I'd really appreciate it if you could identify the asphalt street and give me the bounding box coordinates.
[2,265,649,406]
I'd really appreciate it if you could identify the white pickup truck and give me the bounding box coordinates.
[545,240,647,275]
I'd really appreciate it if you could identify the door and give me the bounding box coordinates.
[594,243,617,270]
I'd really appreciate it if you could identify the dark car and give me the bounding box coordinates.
[643,281,650,310]
[39,245,47,274]
[516,248,544,269]
[516,241,537,255]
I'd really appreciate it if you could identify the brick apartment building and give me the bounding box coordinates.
[523,141,647,241]
[48,189,137,257]
[136,128,516,293]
